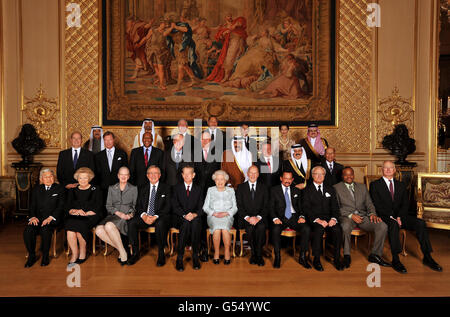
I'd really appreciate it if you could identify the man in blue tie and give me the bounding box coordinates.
[127,166,171,266]
[270,171,311,269]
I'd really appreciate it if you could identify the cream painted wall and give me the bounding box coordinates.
[0,0,442,180]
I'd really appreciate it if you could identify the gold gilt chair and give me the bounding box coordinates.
[26,228,63,259]
[238,229,270,257]
[206,228,237,258]
[65,228,105,256]
[272,228,300,258]
[137,226,170,255]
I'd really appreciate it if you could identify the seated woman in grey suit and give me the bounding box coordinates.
[203,170,238,265]
[95,167,138,265]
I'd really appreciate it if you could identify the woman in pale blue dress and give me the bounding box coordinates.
[203,170,238,264]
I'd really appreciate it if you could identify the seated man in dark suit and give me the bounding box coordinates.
[236,165,269,266]
[370,160,442,273]
[57,131,95,189]
[270,171,311,269]
[303,166,344,271]
[334,167,390,269]
[171,165,204,271]
[129,132,164,188]
[24,169,65,267]
[127,166,171,266]
[94,131,128,199]
[256,142,281,188]
[163,134,192,187]
[320,147,343,187]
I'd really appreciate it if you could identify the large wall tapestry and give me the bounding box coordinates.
[103,0,336,125]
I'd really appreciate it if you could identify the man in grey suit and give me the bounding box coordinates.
[334,167,390,268]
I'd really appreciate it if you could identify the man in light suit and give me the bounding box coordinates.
[334,167,390,268]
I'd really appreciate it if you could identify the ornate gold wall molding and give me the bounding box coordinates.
[64,0,100,145]
[22,84,61,148]
[376,86,414,148]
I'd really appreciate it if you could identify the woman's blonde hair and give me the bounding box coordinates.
[74,167,95,182]
[212,170,229,182]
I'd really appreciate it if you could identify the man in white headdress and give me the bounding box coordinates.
[282,144,311,190]
[221,136,252,188]
[83,125,104,154]
[132,118,164,150]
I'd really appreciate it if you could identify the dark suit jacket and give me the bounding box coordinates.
[129,146,164,188]
[162,147,193,187]
[206,128,228,151]
[29,183,65,224]
[194,145,221,193]
[369,177,409,222]
[171,182,204,218]
[256,155,281,188]
[319,159,344,187]
[299,137,329,164]
[270,185,305,221]
[302,183,340,223]
[236,181,269,226]
[56,148,95,187]
[94,148,128,190]
[135,182,171,217]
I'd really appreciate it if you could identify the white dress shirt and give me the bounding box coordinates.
[313,182,337,224]
[327,160,334,171]
[264,156,273,173]
[141,181,159,219]
[245,181,262,221]
[310,137,316,147]
[72,147,81,160]
[106,146,115,170]
[273,184,302,222]
[383,176,399,221]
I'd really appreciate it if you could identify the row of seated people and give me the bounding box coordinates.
[24,159,442,274]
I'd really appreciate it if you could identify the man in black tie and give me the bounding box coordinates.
[370,160,442,273]
[205,116,227,152]
[127,166,171,266]
[257,142,281,188]
[270,171,311,269]
[303,166,344,271]
[129,132,164,188]
[320,147,343,187]
[163,134,192,187]
[57,131,95,189]
[171,165,204,271]
[95,131,128,198]
[236,165,269,266]
[24,169,65,267]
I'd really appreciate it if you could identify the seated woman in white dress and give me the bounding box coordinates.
[202,170,238,265]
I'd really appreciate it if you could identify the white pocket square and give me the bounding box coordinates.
[325,192,331,197]
[294,194,298,198]
[117,157,122,160]
[161,195,166,198]
[52,194,58,196]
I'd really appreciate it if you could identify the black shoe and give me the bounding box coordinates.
[343,255,351,269]
[298,252,311,269]
[213,258,220,265]
[334,259,344,271]
[200,250,209,262]
[368,254,391,267]
[313,258,324,271]
[249,255,257,265]
[127,254,140,266]
[257,256,265,267]
[176,258,184,272]
[75,255,88,264]
[423,255,443,272]
[392,260,407,274]
[193,257,201,270]
[25,255,37,268]
[273,256,281,269]
[157,254,166,267]
[117,257,127,266]
[224,259,231,265]
[40,255,50,267]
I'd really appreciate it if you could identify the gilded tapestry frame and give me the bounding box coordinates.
[102,0,336,126]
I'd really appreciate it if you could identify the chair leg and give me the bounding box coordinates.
[292,236,296,258]
[169,232,175,257]
[401,230,407,256]
[52,229,58,258]
[206,231,211,257]
[138,231,141,253]
[232,232,236,258]
[355,236,358,249]
[147,233,151,251]
[92,230,97,256]
[103,241,108,256]
[239,231,245,257]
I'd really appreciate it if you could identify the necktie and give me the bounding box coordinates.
[107,150,113,171]
[389,180,394,201]
[348,183,355,200]
[251,184,255,200]
[318,184,323,196]
[284,187,292,219]
[73,150,78,169]
[46,186,50,191]
[175,152,181,169]
[211,131,215,141]
[144,148,149,167]
[329,163,333,173]
[147,185,156,215]
[267,159,272,173]
[186,185,190,197]
[203,148,208,160]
